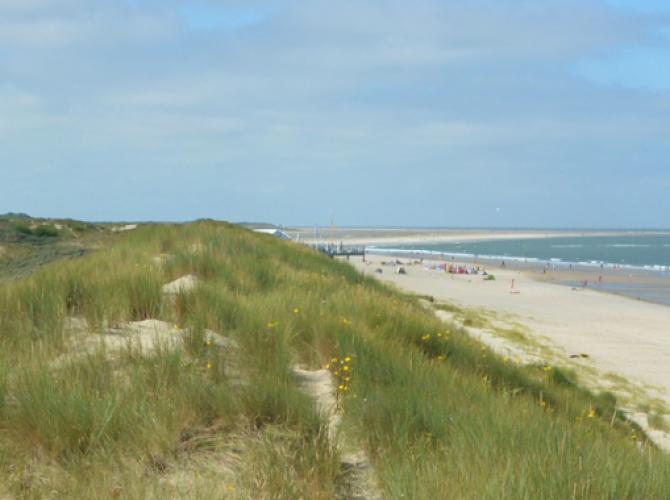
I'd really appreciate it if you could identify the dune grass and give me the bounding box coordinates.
[0,221,669,498]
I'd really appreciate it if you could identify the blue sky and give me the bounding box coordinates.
[1,0,669,228]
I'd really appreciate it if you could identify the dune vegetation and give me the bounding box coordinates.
[0,221,669,498]
[0,215,108,281]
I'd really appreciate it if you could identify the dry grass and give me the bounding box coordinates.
[0,221,669,498]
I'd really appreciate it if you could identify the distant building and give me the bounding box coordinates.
[253,228,292,240]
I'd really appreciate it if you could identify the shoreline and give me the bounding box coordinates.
[291,227,670,247]
[291,227,670,307]
[363,248,670,307]
[346,253,670,450]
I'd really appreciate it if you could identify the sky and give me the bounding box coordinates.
[1,0,669,228]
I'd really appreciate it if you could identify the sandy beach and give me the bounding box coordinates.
[368,250,670,306]
[290,227,648,247]
[312,230,670,400]
[348,251,670,448]
[311,228,670,449]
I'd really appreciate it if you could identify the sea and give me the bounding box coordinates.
[372,234,670,271]
[371,233,670,305]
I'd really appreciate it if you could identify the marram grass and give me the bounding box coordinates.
[0,221,668,498]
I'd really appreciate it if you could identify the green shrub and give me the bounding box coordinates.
[12,222,33,235]
[33,224,60,238]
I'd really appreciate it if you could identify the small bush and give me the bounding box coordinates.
[12,222,33,235]
[33,225,60,238]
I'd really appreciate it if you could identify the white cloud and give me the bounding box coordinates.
[0,0,668,224]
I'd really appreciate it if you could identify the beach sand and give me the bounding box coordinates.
[290,227,642,247]
[375,251,670,306]
[342,246,670,450]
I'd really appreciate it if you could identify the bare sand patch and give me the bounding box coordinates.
[293,367,340,441]
[293,366,381,499]
[162,274,199,295]
[56,318,234,368]
[152,253,171,265]
[111,224,138,232]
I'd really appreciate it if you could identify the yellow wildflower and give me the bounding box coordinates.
[342,365,350,372]
[293,307,300,315]
[344,356,352,362]
[207,362,213,370]
[587,408,596,418]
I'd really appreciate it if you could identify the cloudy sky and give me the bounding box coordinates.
[1,0,669,227]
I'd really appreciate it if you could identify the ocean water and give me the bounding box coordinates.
[373,234,670,270]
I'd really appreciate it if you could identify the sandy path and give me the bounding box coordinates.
[293,367,381,499]
[351,255,670,415]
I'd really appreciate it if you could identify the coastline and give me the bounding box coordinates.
[292,227,670,307]
[290,227,669,247]
[346,252,670,450]
[364,249,670,307]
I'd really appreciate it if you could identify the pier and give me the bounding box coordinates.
[309,243,366,257]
